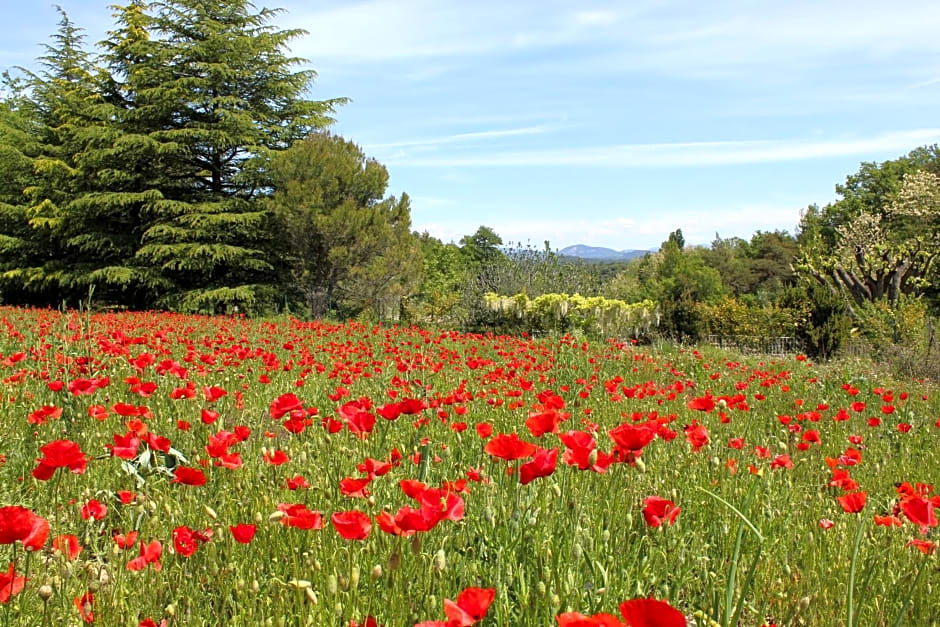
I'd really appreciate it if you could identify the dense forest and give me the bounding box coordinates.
[1,1,938,368]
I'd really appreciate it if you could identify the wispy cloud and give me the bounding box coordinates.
[384,129,940,168]
[368,125,554,149]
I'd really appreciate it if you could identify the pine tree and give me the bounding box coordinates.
[116,0,343,312]
[0,9,99,304]
[268,132,421,318]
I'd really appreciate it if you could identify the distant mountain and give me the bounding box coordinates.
[559,245,651,261]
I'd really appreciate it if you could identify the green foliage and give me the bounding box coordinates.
[780,281,852,359]
[406,233,470,327]
[796,146,940,314]
[696,296,799,339]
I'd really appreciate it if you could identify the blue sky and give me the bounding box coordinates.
[3,1,940,250]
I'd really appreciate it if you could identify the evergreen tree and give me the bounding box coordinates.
[268,132,421,318]
[0,8,100,304]
[109,0,342,312]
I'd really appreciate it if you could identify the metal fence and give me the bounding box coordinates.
[704,335,804,356]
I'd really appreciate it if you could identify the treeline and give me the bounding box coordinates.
[470,144,940,370]
[2,2,938,369]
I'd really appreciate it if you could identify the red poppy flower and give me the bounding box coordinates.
[684,421,709,452]
[687,394,716,412]
[559,431,613,473]
[277,504,323,530]
[203,385,227,402]
[900,496,937,534]
[107,432,141,460]
[28,405,62,425]
[340,477,372,498]
[475,422,493,439]
[113,530,139,549]
[874,514,903,527]
[819,519,834,529]
[0,506,49,551]
[331,510,372,540]
[556,612,624,626]
[285,475,310,490]
[443,587,496,626]
[32,439,87,480]
[270,393,304,420]
[837,491,867,514]
[642,496,680,527]
[618,598,686,627]
[484,432,536,461]
[609,422,656,454]
[229,524,256,544]
[907,539,936,555]
[74,591,94,623]
[173,525,212,557]
[200,409,220,424]
[520,447,559,485]
[53,534,82,560]
[263,449,290,466]
[81,499,107,521]
[127,539,162,571]
[526,409,567,437]
[172,467,207,486]
[0,563,27,604]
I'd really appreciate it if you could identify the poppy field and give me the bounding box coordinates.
[0,306,937,626]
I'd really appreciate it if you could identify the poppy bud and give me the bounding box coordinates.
[536,581,546,596]
[370,565,382,580]
[204,505,217,520]
[388,550,401,572]
[432,549,446,573]
[339,576,348,591]
[288,579,311,590]
[587,448,598,467]
[166,603,177,617]
[252,580,260,593]
[551,484,562,498]
[571,543,583,561]
[350,565,360,589]
[410,535,422,555]
[304,588,317,605]
[326,574,338,595]
[799,596,811,611]
[254,512,263,524]
[38,585,54,601]
[550,594,561,608]
[602,529,610,543]
[268,510,286,523]
[635,458,646,473]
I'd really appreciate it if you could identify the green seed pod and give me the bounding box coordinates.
[536,581,546,596]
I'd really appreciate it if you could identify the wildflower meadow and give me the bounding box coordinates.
[0,306,937,626]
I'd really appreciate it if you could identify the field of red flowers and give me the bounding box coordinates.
[0,306,936,626]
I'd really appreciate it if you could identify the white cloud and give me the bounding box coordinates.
[368,125,554,150]
[382,129,940,168]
